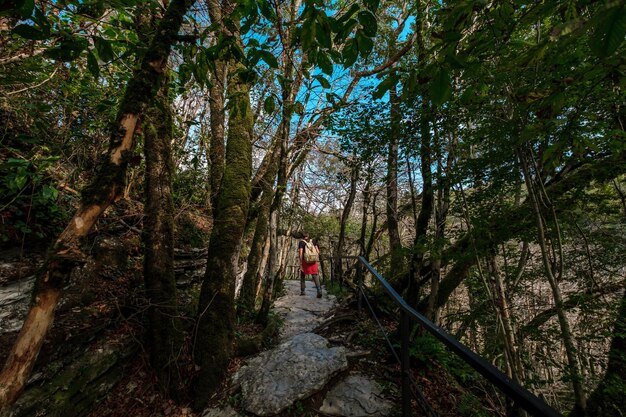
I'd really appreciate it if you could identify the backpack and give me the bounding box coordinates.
[303,240,319,263]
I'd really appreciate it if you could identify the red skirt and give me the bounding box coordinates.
[301,260,318,275]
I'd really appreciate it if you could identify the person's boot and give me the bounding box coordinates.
[300,290,305,296]
[316,287,322,298]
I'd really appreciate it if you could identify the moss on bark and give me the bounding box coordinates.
[193,60,253,409]
[142,77,183,395]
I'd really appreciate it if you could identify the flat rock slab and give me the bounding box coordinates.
[320,373,394,417]
[234,333,348,416]
[273,280,337,341]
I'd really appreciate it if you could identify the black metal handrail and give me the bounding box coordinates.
[344,256,563,417]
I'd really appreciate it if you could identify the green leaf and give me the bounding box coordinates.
[342,38,358,68]
[337,4,360,24]
[315,14,332,49]
[430,69,452,107]
[45,36,89,62]
[294,101,305,115]
[264,96,276,114]
[335,18,358,42]
[259,50,278,68]
[33,7,51,35]
[317,52,333,75]
[372,75,397,99]
[590,5,626,58]
[355,30,373,56]
[12,24,46,40]
[364,0,380,13]
[18,0,35,19]
[314,75,330,88]
[357,11,377,38]
[87,51,100,79]
[258,0,277,22]
[94,37,114,62]
[301,13,317,51]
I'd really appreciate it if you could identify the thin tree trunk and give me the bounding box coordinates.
[334,164,359,284]
[387,77,403,282]
[257,209,279,324]
[143,77,183,394]
[0,0,194,408]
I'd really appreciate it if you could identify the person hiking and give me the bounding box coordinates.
[298,232,322,298]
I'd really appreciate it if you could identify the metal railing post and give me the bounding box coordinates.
[401,309,411,417]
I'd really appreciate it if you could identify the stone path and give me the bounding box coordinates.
[203,280,396,417]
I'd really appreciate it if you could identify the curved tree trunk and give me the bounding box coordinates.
[143,77,183,394]
[0,0,194,408]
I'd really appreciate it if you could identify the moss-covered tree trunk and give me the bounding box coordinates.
[205,0,227,215]
[142,77,182,394]
[192,59,252,408]
[0,0,194,409]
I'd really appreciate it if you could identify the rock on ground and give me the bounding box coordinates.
[319,373,395,417]
[233,332,348,416]
[201,404,240,417]
[273,280,337,341]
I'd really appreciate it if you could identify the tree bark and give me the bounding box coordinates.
[0,0,194,408]
[208,60,226,215]
[334,164,359,284]
[193,58,253,407]
[142,76,183,394]
[387,77,403,282]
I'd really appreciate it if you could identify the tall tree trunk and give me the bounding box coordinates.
[407,97,434,309]
[334,164,359,284]
[365,191,379,260]
[193,59,253,407]
[142,77,183,394]
[0,0,194,408]
[387,77,403,282]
